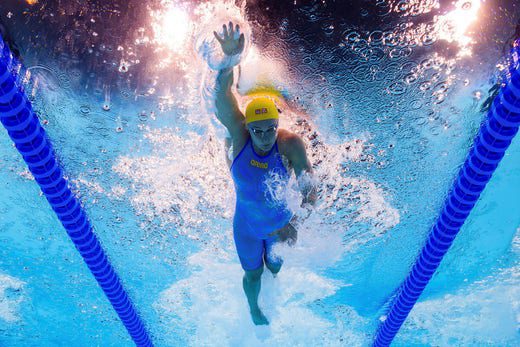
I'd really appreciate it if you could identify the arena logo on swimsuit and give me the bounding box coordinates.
[250,159,268,169]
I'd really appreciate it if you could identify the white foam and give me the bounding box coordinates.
[113,127,236,239]
[154,246,369,346]
[0,273,25,323]
[193,1,251,71]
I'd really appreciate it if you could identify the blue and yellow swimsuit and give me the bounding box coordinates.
[231,137,293,271]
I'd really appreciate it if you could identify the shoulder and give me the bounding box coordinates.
[277,128,312,175]
[277,129,306,158]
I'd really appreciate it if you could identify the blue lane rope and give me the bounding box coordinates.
[0,35,153,347]
[373,42,520,346]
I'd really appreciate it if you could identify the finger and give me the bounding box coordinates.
[238,33,245,50]
[213,31,223,43]
[229,21,233,35]
[234,24,240,39]
[223,24,228,39]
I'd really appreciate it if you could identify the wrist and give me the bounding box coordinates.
[212,53,241,71]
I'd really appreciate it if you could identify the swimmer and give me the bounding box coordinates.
[212,21,317,325]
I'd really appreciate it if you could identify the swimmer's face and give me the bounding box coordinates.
[247,119,278,152]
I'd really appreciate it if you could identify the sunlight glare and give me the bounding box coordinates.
[436,0,481,56]
[152,5,191,52]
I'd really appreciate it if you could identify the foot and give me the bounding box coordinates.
[250,307,269,325]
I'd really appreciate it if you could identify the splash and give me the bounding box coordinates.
[193,1,251,71]
[154,246,370,346]
[0,273,25,323]
[113,126,235,239]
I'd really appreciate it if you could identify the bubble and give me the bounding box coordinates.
[432,91,447,105]
[431,72,441,82]
[303,56,313,64]
[375,0,392,16]
[139,111,148,122]
[56,73,71,90]
[120,89,132,99]
[396,0,409,12]
[421,32,435,46]
[119,61,129,73]
[368,48,385,63]
[462,2,472,10]
[383,31,399,47]
[407,37,420,48]
[343,30,361,43]
[322,22,335,36]
[352,65,371,82]
[80,105,91,115]
[369,30,384,46]
[383,62,401,79]
[388,48,402,60]
[433,81,449,93]
[419,81,432,91]
[421,58,434,69]
[409,99,423,110]
[387,81,407,95]
[401,61,419,74]
[401,47,412,57]
[404,73,418,84]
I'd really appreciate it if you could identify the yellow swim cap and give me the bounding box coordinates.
[245,97,279,124]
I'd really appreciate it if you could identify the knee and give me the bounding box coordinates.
[266,261,281,275]
[244,266,264,282]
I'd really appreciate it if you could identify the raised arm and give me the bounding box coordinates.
[213,22,247,140]
[215,67,245,138]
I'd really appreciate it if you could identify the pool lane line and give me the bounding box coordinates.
[373,40,520,346]
[0,34,154,347]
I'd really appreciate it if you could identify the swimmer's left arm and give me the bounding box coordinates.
[286,135,318,206]
[269,134,317,240]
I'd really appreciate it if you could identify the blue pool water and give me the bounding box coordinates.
[0,0,519,346]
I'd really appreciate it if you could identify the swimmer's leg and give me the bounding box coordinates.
[243,266,269,325]
[233,216,269,325]
[264,259,281,276]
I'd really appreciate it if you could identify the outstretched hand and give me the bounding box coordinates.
[213,21,245,56]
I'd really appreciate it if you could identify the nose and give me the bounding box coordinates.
[260,134,274,145]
